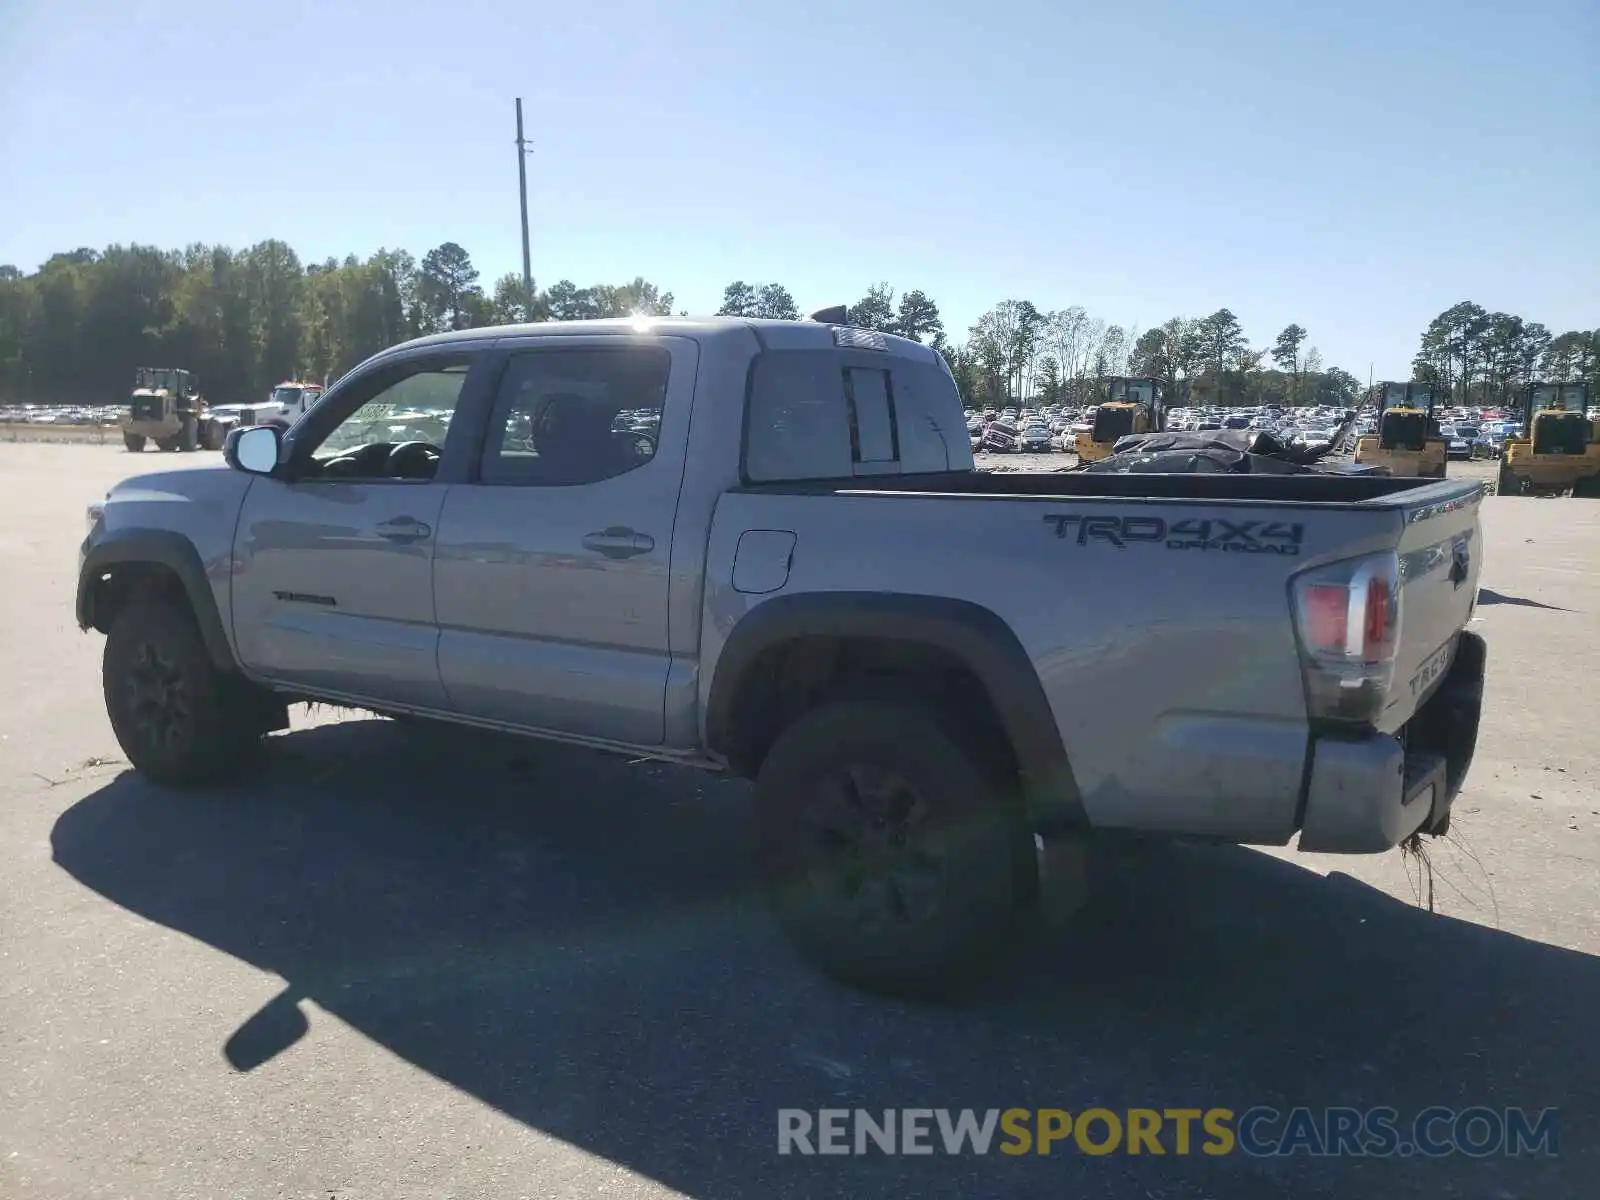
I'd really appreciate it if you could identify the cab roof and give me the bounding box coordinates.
[376,315,945,368]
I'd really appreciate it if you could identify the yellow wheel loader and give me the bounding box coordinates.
[1353,382,1447,478]
[120,367,223,452]
[1074,377,1164,463]
[1497,382,1600,497]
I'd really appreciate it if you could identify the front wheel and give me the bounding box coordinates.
[756,698,1034,995]
[103,596,266,787]
[1497,465,1521,496]
[122,433,146,452]
[178,415,198,451]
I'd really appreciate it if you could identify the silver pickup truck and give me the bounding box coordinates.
[79,315,1487,992]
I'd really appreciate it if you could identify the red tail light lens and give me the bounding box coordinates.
[1362,576,1397,662]
[1302,583,1350,654]
[1290,551,1402,725]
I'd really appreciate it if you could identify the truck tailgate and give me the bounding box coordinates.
[1378,483,1485,732]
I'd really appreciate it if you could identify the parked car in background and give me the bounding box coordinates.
[1439,425,1474,460]
[1020,422,1055,452]
[1294,427,1336,452]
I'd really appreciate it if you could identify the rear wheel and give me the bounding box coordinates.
[122,433,146,452]
[1497,464,1521,496]
[103,595,269,787]
[178,415,198,451]
[756,698,1034,995]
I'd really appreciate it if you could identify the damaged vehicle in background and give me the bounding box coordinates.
[1078,412,1365,477]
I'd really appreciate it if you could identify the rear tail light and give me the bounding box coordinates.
[1290,550,1401,725]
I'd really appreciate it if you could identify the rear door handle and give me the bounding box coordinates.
[582,527,655,559]
[375,516,432,542]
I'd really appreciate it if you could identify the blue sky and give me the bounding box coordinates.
[2,0,1595,377]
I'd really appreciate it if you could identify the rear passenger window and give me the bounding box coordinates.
[744,352,853,482]
[480,347,669,486]
[743,349,973,482]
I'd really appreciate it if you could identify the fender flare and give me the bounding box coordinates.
[78,529,237,672]
[706,592,1087,830]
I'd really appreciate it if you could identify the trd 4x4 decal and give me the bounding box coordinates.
[1042,514,1305,555]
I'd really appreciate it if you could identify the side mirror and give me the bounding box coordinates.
[225,424,282,476]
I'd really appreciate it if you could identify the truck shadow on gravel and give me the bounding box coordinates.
[52,718,1594,1199]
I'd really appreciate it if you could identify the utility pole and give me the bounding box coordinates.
[515,98,533,311]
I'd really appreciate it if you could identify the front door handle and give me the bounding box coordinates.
[582,527,655,559]
[375,516,432,542]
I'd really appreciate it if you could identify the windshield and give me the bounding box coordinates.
[1532,384,1589,413]
[272,385,318,408]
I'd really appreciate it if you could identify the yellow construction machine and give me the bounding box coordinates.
[1075,377,1164,462]
[1497,381,1600,497]
[1353,381,1447,478]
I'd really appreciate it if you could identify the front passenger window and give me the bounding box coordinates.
[307,362,470,481]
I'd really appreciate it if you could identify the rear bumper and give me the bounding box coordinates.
[1298,631,1486,853]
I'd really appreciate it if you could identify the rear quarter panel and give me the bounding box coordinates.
[705,489,1410,841]
[1380,482,1485,731]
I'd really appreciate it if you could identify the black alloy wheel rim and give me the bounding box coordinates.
[125,640,192,755]
[796,765,944,931]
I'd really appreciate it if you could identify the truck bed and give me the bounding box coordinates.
[742,469,1478,507]
[709,469,1484,848]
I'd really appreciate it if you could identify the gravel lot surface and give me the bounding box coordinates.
[2,444,1593,1199]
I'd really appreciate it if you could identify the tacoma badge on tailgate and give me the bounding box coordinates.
[1043,514,1305,555]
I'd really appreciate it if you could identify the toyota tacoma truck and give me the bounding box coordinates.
[78,314,1487,993]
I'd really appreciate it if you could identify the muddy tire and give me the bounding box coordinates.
[1497,465,1521,496]
[178,415,198,452]
[201,420,227,451]
[103,596,264,787]
[123,433,146,452]
[756,698,1033,995]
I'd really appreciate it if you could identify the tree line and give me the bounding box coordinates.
[1412,301,1598,406]
[3,240,1590,413]
[0,241,677,405]
[944,305,1360,410]
[718,283,1361,409]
